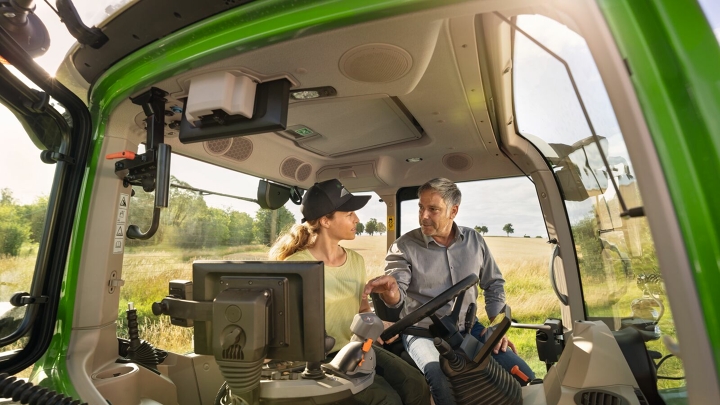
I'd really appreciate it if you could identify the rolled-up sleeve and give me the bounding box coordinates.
[384,240,412,309]
[479,238,505,319]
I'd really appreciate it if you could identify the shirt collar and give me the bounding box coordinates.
[422,222,464,247]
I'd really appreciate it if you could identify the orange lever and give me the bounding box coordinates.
[510,365,529,383]
[106,150,136,160]
[357,338,374,367]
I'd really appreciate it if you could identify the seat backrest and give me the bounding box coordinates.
[370,293,403,322]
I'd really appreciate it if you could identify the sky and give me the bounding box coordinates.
[3,1,719,240]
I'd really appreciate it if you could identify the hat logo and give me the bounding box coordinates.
[340,187,350,197]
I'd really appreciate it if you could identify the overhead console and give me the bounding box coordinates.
[277,96,424,157]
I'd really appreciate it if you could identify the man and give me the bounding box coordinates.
[364,178,535,405]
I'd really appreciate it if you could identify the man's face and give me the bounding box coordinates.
[418,191,458,237]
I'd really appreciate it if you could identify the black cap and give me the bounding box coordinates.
[301,179,371,222]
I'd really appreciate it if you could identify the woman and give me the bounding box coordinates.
[269,179,430,405]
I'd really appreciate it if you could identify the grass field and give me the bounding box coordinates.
[1,235,684,388]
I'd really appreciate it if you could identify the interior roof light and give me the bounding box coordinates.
[290,86,337,100]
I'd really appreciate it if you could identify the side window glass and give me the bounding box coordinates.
[121,154,300,354]
[399,177,557,377]
[512,14,685,389]
[0,94,65,373]
[121,155,387,354]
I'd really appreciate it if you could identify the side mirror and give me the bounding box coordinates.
[0,1,50,58]
[257,180,291,210]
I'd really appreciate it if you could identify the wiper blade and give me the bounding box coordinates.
[170,183,258,205]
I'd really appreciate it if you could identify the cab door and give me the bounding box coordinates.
[0,19,92,375]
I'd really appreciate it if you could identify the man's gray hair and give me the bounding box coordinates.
[418,178,462,208]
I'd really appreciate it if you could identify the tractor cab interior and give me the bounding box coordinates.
[0,0,704,404]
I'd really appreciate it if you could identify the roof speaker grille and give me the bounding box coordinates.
[442,153,473,172]
[223,137,253,161]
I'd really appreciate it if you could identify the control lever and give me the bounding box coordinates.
[323,313,384,377]
[434,337,465,371]
[464,303,476,333]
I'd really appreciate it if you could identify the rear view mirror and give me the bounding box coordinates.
[257,180,291,210]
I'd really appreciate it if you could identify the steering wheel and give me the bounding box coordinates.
[380,274,479,342]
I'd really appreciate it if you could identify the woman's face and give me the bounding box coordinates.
[325,211,360,241]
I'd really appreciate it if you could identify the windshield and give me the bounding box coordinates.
[512,14,685,391]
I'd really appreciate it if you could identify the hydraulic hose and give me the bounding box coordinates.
[0,372,86,404]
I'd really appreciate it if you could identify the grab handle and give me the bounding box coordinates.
[549,243,568,306]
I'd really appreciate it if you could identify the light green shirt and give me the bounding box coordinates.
[286,248,367,353]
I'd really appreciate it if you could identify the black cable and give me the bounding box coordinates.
[42,0,59,16]
[656,354,674,369]
[655,354,685,380]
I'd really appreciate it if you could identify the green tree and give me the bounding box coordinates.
[1,188,16,205]
[167,177,206,226]
[502,223,514,237]
[254,207,296,245]
[572,215,604,278]
[227,210,254,245]
[203,207,231,246]
[365,218,378,236]
[21,196,48,243]
[0,200,30,257]
[356,222,365,235]
[376,222,386,235]
[474,225,488,236]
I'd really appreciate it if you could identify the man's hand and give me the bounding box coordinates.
[363,275,400,306]
[376,321,399,345]
[493,335,517,355]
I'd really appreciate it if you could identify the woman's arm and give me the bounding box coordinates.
[359,297,372,313]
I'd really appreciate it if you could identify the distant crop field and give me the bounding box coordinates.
[1,235,682,387]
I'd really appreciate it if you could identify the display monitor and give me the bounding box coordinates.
[192,260,325,363]
[178,79,291,143]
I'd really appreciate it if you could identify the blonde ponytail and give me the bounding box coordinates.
[269,213,334,260]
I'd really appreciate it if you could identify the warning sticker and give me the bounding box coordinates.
[113,237,125,254]
[387,216,395,231]
[114,193,130,255]
[119,194,128,208]
[117,208,127,224]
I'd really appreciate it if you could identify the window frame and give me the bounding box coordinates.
[0,30,92,375]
